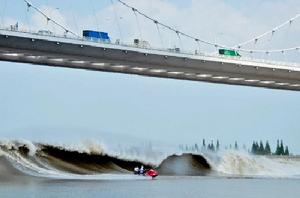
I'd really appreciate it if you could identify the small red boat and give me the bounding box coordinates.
[145,169,158,178]
[134,167,158,178]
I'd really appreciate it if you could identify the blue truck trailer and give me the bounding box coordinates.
[83,30,111,43]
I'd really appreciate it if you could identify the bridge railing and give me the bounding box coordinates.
[1,27,299,69]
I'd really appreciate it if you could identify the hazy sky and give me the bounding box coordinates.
[0,0,300,153]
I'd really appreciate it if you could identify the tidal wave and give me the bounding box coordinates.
[1,139,300,180]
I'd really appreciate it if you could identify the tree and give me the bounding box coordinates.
[255,142,259,154]
[202,139,206,151]
[185,145,189,151]
[258,141,265,155]
[265,141,271,155]
[234,141,238,150]
[284,146,289,156]
[275,140,280,155]
[280,140,284,155]
[251,141,257,154]
[216,140,220,151]
[211,141,215,152]
[251,141,263,155]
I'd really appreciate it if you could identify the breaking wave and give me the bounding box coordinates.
[1,140,300,180]
[216,151,300,177]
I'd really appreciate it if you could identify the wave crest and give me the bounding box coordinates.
[1,140,300,179]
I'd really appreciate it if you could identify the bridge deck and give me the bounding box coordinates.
[0,29,300,91]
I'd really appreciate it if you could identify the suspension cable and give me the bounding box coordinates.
[90,0,100,31]
[117,0,222,48]
[196,40,201,54]
[235,13,300,48]
[23,0,80,38]
[155,21,164,48]
[69,1,80,35]
[117,0,300,55]
[132,8,143,42]
[110,0,123,42]
[176,31,183,50]
[19,0,300,55]
[25,0,31,31]
[0,0,8,27]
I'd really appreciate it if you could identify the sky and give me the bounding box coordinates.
[0,0,300,153]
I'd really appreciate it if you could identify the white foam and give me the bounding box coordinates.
[2,148,153,180]
[0,139,37,156]
[2,150,64,177]
[16,139,38,156]
[214,151,300,178]
[46,173,152,180]
[2,139,300,179]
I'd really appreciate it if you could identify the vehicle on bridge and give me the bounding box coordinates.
[83,30,111,43]
[38,30,53,36]
[219,48,241,57]
[168,47,180,53]
[134,39,150,48]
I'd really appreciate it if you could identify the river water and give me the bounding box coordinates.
[1,176,299,198]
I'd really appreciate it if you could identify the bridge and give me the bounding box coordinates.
[0,0,300,91]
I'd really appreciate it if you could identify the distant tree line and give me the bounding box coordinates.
[179,139,291,156]
[251,141,271,155]
[179,139,220,152]
[251,140,290,156]
[179,139,245,153]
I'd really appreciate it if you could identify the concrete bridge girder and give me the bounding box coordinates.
[0,30,300,91]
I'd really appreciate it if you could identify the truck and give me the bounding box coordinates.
[38,30,53,36]
[83,30,111,43]
[219,49,241,57]
[133,39,150,48]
